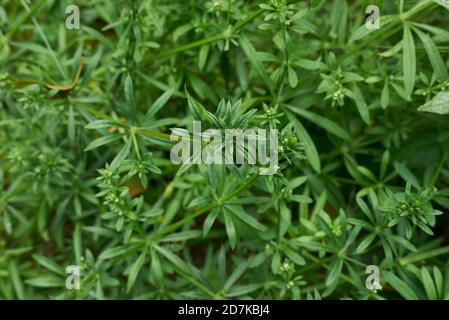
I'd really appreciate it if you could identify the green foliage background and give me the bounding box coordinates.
[1,0,449,300]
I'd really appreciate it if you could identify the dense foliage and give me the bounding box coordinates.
[1,0,449,300]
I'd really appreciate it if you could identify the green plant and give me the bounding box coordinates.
[0,0,449,300]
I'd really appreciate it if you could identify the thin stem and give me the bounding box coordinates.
[399,245,449,265]
[177,269,220,299]
[146,7,265,61]
[153,34,225,60]
[430,146,449,186]
[131,132,141,160]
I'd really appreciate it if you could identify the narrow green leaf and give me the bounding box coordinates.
[124,74,135,111]
[223,261,249,290]
[110,138,131,169]
[286,111,321,173]
[394,162,420,188]
[403,23,416,97]
[381,80,390,109]
[150,249,163,282]
[279,202,291,239]
[26,276,64,288]
[225,205,267,231]
[433,0,449,10]
[33,254,65,276]
[160,230,201,242]
[285,105,351,141]
[9,261,24,300]
[224,211,237,249]
[203,209,220,237]
[84,134,123,151]
[153,244,192,275]
[144,88,174,120]
[239,35,274,91]
[384,271,419,300]
[433,266,443,298]
[288,66,298,88]
[326,259,343,287]
[355,233,376,253]
[421,267,438,299]
[414,28,448,81]
[351,84,370,124]
[127,252,146,292]
[418,92,449,114]
[198,45,209,70]
[282,247,306,265]
[390,235,418,252]
[85,120,120,129]
[99,246,127,260]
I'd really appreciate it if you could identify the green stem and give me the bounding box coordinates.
[399,245,449,265]
[136,128,173,142]
[230,8,264,34]
[147,8,265,61]
[154,34,225,60]
[131,132,141,160]
[430,146,449,186]
[177,269,220,299]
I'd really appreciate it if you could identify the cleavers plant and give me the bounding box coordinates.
[1,0,449,300]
